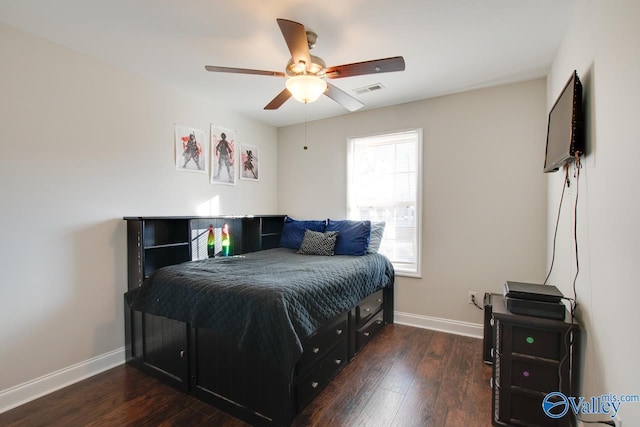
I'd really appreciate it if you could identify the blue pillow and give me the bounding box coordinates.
[326,219,372,256]
[279,216,326,249]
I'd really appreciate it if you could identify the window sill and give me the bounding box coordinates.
[394,269,421,279]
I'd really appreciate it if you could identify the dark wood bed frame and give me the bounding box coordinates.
[123,216,394,426]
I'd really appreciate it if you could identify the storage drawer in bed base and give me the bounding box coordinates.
[297,312,348,375]
[356,310,385,351]
[296,340,348,411]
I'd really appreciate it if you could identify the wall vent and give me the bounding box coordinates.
[353,83,385,95]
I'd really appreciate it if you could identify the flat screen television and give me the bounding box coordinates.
[543,70,584,173]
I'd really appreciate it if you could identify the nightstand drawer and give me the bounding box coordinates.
[511,358,559,393]
[509,389,564,427]
[495,384,563,427]
[511,325,561,360]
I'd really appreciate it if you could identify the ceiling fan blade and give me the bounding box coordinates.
[277,18,312,71]
[264,88,292,110]
[324,83,364,112]
[325,56,405,79]
[205,65,285,77]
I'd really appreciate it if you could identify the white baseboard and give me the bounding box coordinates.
[394,311,484,339]
[0,347,125,414]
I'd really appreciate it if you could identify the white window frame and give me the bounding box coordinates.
[347,129,423,277]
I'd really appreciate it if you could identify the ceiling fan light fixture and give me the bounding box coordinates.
[286,74,327,103]
[290,61,306,74]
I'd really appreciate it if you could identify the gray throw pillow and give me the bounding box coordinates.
[297,230,339,256]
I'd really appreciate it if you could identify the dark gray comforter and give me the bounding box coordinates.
[125,247,394,377]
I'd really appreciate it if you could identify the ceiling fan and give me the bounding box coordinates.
[205,18,405,111]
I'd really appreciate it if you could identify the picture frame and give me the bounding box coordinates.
[240,144,259,182]
[210,124,236,185]
[175,124,207,174]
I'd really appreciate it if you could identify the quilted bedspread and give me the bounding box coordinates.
[125,247,394,377]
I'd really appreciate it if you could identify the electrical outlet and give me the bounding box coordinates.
[613,417,622,427]
[468,291,478,304]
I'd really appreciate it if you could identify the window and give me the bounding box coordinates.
[347,129,422,276]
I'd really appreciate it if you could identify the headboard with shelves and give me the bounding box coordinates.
[124,215,285,290]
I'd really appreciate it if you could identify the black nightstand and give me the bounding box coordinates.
[489,294,579,426]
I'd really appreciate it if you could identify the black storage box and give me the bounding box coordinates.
[504,296,566,320]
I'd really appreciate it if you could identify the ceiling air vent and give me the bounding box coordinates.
[353,83,385,95]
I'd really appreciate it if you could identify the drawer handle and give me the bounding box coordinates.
[377,298,382,303]
[311,381,319,389]
[526,336,535,344]
[312,347,320,354]
[334,359,342,365]
[364,307,371,312]
[522,371,530,377]
[335,329,343,335]
[375,320,383,325]
[180,350,185,358]
[363,332,370,337]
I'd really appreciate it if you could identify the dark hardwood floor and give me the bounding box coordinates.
[0,325,493,426]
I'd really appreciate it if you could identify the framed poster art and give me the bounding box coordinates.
[175,124,207,173]
[240,144,259,181]
[210,124,236,185]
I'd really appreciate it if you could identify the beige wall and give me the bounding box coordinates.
[547,0,640,424]
[278,79,548,328]
[0,23,278,399]
[9,2,638,422]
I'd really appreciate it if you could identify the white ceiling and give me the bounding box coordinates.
[0,0,576,128]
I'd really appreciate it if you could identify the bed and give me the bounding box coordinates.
[124,219,394,427]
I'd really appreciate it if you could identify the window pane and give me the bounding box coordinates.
[348,130,422,276]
